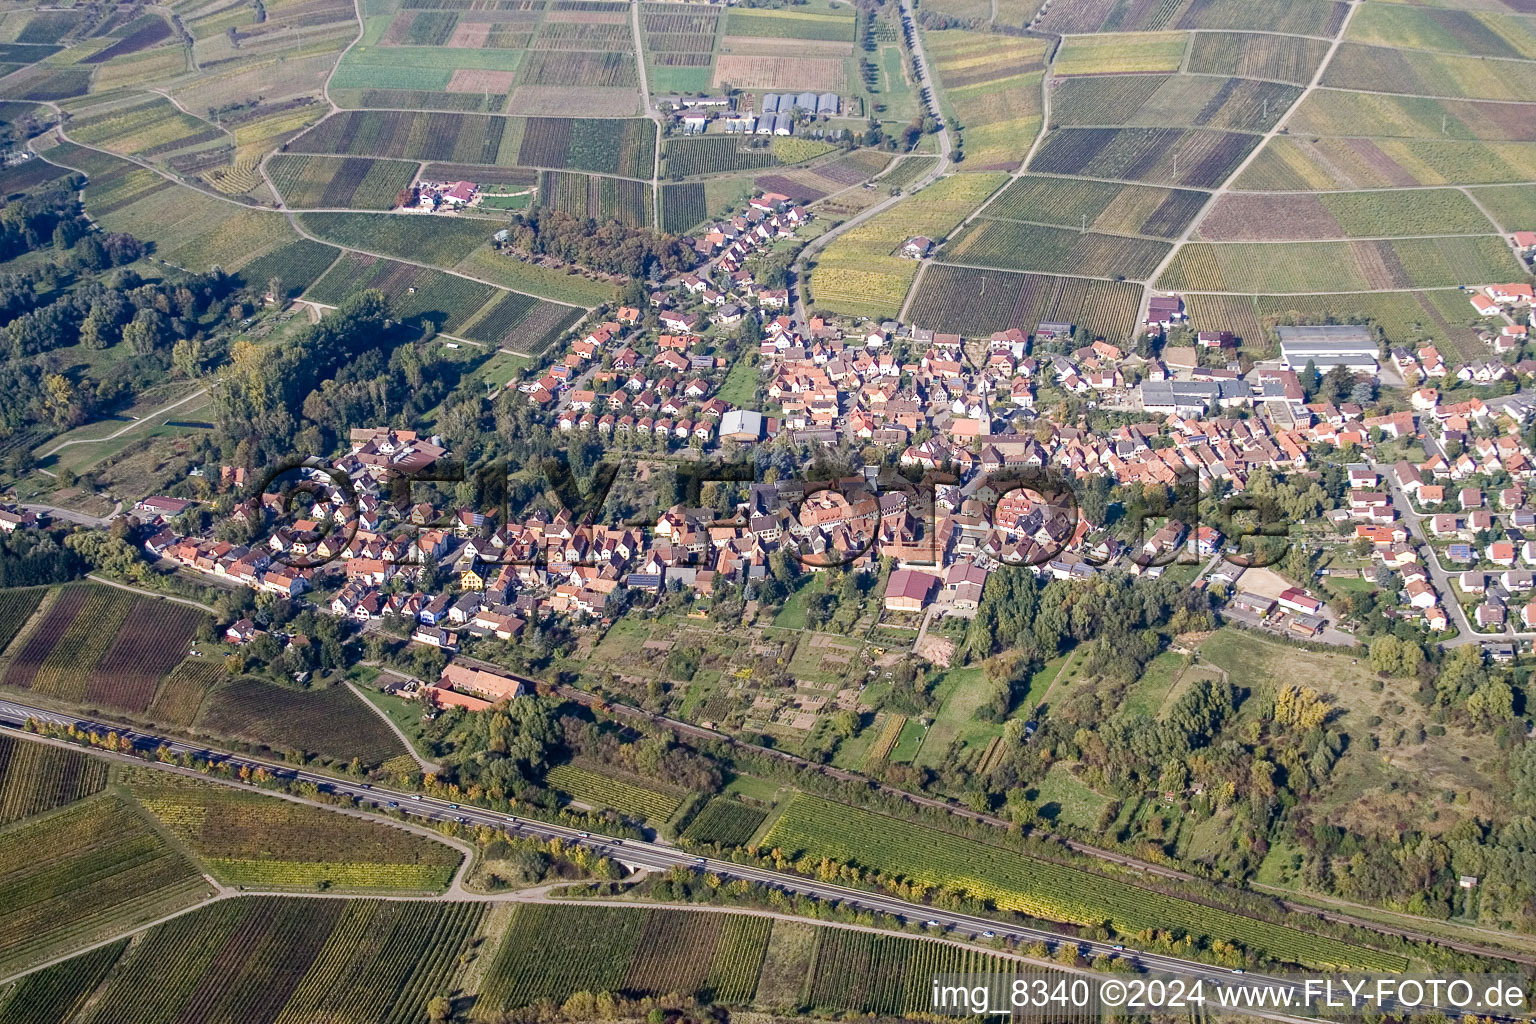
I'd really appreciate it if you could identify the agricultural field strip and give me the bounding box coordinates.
[930,258,1154,284]
[33,118,585,314]
[285,216,589,311]
[1057,27,1338,42]
[973,212,1193,244]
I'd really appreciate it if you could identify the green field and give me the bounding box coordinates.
[762,795,1408,970]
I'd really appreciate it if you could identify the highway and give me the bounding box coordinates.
[0,695,1525,1023]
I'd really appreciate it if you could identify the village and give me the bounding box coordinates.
[108,182,1536,714]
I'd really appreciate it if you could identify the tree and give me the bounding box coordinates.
[172,337,203,379]
[1322,364,1354,404]
[427,996,452,1023]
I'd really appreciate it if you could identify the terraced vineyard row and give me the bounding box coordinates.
[762,796,1408,971]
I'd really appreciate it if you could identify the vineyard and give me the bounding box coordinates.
[1126,76,1301,132]
[809,172,1006,318]
[984,176,1207,240]
[664,136,780,178]
[458,288,540,344]
[681,797,766,846]
[68,96,227,159]
[0,734,108,826]
[0,938,125,1024]
[1031,0,1341,34]
[479,904,771,1010]
[1288,91,1536,142]
[1,585,206,712]
[1346,4,1535,61]
[292,110,517,165]
[806,929,1033,1015]
[942,220,1171,281]
[265,154,418,210]
[1186,31,1329,84]
[146,659,223,728]
[122,768,461,891]
[1156,236,1523,292]
[1196,189,1497,240]
[195,676,410,767]
[74,897,484,1024]
[1252,290,1487,359]
[1055,32,1188,75]
[517,116,655,177]
[762,796,1408,971]
[0,586,44,655]
[905,264,1142,342]
[299,211,496,267]
[306,251,502,335]
[925,29,1048,170]
[1236,135,1536,190]
[0,796,209,975]
[237,238,342,298]
[1321,42,1536,101]
[660,182,707,233]
[537,170,651,228]
[1029,127,1258,189]
[1177,0,1348,35]
[863,713,907,769]
[544,761,682,821]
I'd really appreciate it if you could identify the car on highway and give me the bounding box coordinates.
[695,857,706,864]
[410,795,422,801]
[925,920,940,928]
[579,831,590,838]
[1231,969,1246,975]
[448,803,459,808]
[982,931,995,939]
[1112,945,1124,951]
[386,801,398,808]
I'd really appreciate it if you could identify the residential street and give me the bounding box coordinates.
[1376,460,1536,646]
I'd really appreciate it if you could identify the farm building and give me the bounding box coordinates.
[795,91,818,111]
[816,93,839,115]
[1145,295,1184,327]
[884,569,937,612]
[773,114,794,136]
[1278,325,1379,375]
[437,662,525,702]
[761,93,781,113]
[724,115,756,133]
